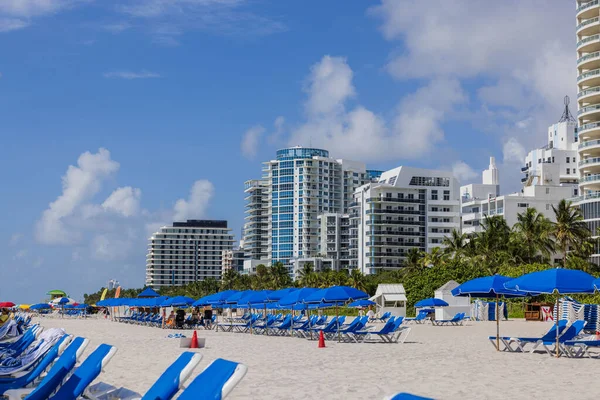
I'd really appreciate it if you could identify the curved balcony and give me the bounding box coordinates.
[578,16,600,36]
[580,174,600,190]
[578,86,600,103]
[577,34,600,53]
[578,104,600,122]
[577,0,600,20]
[577,121,600,140]
[578,51,600,70]
[578,68,600,87]
[579,157,600,172]
[579,138,600,151]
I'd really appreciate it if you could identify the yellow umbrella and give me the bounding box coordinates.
[18,304,30,310]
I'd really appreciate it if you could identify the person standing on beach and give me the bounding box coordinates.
[366,306,375,321]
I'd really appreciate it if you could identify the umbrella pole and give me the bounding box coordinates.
[265,304,268,336]
[337,304,340,343]
[555,294,560,358]
[496,294,499,352]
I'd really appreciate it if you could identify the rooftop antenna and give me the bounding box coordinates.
[559,95,576,123]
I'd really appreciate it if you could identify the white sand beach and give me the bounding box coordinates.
[35,317,600,399]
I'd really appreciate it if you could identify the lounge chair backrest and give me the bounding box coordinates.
[337,316,346,325]
[558,320,587,341]
[46,344,117,400]
[377,317,396,334]
[178,358,247,400]
[540,320,569,341]
[25,337,89,400]
[141,352,201,400]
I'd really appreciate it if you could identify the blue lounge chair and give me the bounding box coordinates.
[387,392,434,400]
[494,320,568,352]
[404,311,427,324]
[0,329,66,376]
[431,313,465,326]
[0,335,72,394]
[351,317,396,343]
[86,351,202,400]
[563,339,600,358]
[0,326,43,360]
[178,358,248,400]
[529,320,587,355]
[2,337,90,400]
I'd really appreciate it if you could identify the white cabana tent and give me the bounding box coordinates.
[434,280,471,320]
[369,284,407,317]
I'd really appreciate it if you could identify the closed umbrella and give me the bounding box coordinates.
[452,275,530,351]
[504,268,596,357]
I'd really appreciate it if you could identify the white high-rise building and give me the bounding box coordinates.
[145,220,234,288]
[576,0,600,264]
[351,167,461,274]
[243,179,268,261]
[248,146,380,272]
[461,116,579,235]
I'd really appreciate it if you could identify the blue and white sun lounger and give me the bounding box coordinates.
[4,341,111,400]
[178,358,248,400]
[563,339,600,358]
[493,320,568,352]
[431,313,465,326]
[0,326,42,358]
[0,335,72,394]
[86,351,202,400]
[0,328,66,376]
[404,311,428,324]
[528,320,587,356]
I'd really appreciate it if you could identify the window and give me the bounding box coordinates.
[431,190,438,201]
[517,203,529,208]
[566,157,570,164]
[546,204,550,211]
[443,190,450,201]
[567,168,570,174]
[546,188,550,194]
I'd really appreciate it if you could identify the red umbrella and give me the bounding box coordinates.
[0,302,15,308]
[72,303,79,306]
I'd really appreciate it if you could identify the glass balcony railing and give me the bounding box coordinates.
[579,51,600,66]
[579,104,600,115]
[578,121,600,133]
[578,0,599,13]
[578,16,599,31]
[578,68,600,81]
[580,157,600,166]
[580,174,600,183]
[578,86,600,98]
[577,34,600,48]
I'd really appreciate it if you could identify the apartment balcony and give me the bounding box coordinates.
[578,0,600,20]
[366,220,424,226]
[578,16,600,36]
[367,241,422,247]
[366,230,425,237]
[577,121,600,140]
[579,51,600,71]
[580,174,600,190]
[578,104,600,121]
[520,165,529,172]
[578,86,600,104]
[366,263,403,269]
[574,191,600,204]
[578,68,600,88]
[366,197,424,204]
[580,157,600,169]
[366,209,424,216]
[577,34,600,53]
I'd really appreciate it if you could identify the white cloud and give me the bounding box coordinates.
[0,0,79,17]
[241,125,265,160]
[304,55,355,116]
[35,148,120,245]
[103,22,132,33]
[267,116,285,145]
[452,161,478,183]
[0,18,28,32]
[102,187,141,217]
[503,137,527,164]
[287,56,466,162]
[8,233,22,246]
[103,71,161,79]
[173,180,214,221]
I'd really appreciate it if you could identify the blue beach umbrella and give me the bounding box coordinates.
[226,290,253,305]
[278,288,318,307]
[162,296,194,307]
[138,287,160,298]
[30,303,51,310]
[452,275,530,351]
[347,299,377,308]
[266,288,298,302]
[504,268,596,357]
[414,298,449,308]
[193,290,238,307]
[305,286,369,342]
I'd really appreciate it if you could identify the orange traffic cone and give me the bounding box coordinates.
[190,330,199,349]
[318,330,326,348]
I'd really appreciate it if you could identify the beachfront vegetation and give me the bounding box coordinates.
[85,200,600,314]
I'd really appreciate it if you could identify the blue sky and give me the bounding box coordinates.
[0,0,576,302]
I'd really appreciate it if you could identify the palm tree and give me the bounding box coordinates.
[347,269,367,292]
[298,263,315,286]
[403,248,425,274]
[419,247,445,269]
[551,199,591,267]
[442,229,468,258]
[513,207,554,264]
[221,269,239,290]
[269,262,292,289]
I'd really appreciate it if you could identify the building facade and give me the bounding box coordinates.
[351,166,461,274]
[221,249,245,274]
[243,179,268,261]
[145,220,234,288]
[576,0,600,264]
[245,147,376,270]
